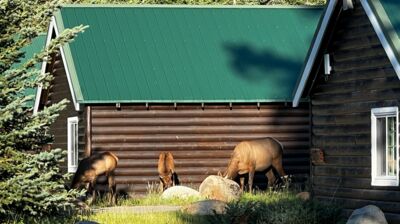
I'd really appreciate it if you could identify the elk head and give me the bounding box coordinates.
[159,169,175,190]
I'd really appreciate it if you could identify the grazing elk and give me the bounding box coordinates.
[71,151,118,205]
[158,152,179,191]
[224,138,286,193]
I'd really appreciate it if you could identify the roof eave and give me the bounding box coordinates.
[34,14,83,112]
[292,0,338,108]
[361,0,400,80]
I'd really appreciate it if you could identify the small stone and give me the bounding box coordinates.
[346,205,388,224]
[181,199,227,215]
[296,192,310,201]
[199,175,241,202]
[161,185,200,199]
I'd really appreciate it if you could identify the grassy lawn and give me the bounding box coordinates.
[83,190,345,224]
[91,193,203,208]
[6,190,344,224]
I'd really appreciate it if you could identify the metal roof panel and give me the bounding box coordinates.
[55,6,323,103]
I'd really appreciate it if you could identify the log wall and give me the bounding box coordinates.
[43,53,85,171]
[310,2,400,222]
[90,103,310,195]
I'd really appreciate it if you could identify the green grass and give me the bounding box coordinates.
[6,190,344,224]
[84,212,209,224]
[91,193,204,208]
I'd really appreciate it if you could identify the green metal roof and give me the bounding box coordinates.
[368,0,400,65]
[12,35,47,107]
[54,5,323,103]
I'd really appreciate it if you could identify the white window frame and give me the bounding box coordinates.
[67,116,79,173]
[371,107,399,186]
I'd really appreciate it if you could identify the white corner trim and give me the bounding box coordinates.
[292,0,338,107]
[361,0,400,80]
[33,21,56,115]
[52,16,81,111]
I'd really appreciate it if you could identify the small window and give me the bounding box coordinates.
[371,107,399,186]
[67,117,79,173]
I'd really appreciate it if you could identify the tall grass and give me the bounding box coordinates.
[91,193,203,208]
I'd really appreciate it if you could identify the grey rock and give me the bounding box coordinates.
[161,185,200,199]
[199,175,241,202]
[181,199,227,215]
[346,205,388,224]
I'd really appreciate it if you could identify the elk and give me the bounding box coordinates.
[224,138,286,193]
[158,152,179,191]
[70,151,118,205]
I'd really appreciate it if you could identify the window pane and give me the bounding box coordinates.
[377,117,386,176]
[387,116,397,176]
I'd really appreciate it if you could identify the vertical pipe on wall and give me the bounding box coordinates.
[84,105,92,157]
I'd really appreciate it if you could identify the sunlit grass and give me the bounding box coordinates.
[91,193,204,208]
[85,211,209,224]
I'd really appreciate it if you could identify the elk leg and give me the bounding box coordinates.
[87,178,97,206]
[108,172,116,205]
[266,170,275,188]
[248,165,255,194]
[272,159,287,186]
[240,176,245,192]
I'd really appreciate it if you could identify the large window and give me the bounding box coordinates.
[371,107,399,186]
[67,116,79,173]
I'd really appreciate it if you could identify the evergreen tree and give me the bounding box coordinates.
[0,0,86,219]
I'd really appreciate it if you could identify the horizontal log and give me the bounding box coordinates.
[315,196,400,214]
[92,141,310,151]
[92,108,309,118]
[337,13,370,29]
[312,113,369,125]
[323,156,370,167]
[117,159,229,169]
[115,157,309,169]
[312,88,400,106]
[91,116,310,126]
[314,186,400,202]
[334,26,377,45]
[318,145,370,156]
[327,67,395,84]
[91,125,309,135]
[312,135,369,146]
[96,149,309,159]
[313,166,370,178]
[312,99,400,116]
[313,76,400,96]
[313,176,372,189]
[91,133,309,143]
[332,35,380,51]
[313,125,369,136]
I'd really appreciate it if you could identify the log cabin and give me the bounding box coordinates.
[34,5,323,195]
[293,0,400,222]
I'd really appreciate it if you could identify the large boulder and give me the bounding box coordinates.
[346,205,388,224]
[181,199,227,215]
[161,186,200,199]
[199,175,241,202]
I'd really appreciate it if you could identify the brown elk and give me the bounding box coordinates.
[71,151,118,205]
[224,138,286,193]
[158,152,179,191]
